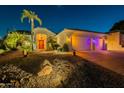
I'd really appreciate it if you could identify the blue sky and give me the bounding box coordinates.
[0,5,124,37]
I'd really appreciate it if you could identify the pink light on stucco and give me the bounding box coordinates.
[92,38,99,46]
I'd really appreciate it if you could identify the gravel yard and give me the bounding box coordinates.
[0,51,124,88]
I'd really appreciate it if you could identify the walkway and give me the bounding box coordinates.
[76,51,124,76]
[0,51,22,63]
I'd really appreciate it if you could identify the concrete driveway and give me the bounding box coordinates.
[76,51,124,76]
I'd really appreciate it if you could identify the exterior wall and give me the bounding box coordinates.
[120,33,124,46]
[56,31,67,47]
[34,27,56,50]
[71,35,91,51]
[107,32,124,51]
[57,29,107,51]
[56,30,73,51]
[91,37,106,50]
[71,35,106,51]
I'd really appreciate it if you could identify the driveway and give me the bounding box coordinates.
[76,51,124,76]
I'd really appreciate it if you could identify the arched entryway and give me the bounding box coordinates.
[36,34,47,50]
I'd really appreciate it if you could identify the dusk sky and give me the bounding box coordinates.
[0,5,124,37]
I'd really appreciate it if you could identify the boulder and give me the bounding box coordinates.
[38,65,53,76]
[42,59,52,66]
[51,74,62,87]
[37,59,53,76]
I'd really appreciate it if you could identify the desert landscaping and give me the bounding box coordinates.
[0,51,124,88]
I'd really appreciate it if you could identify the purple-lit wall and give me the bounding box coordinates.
[72,35,105,51]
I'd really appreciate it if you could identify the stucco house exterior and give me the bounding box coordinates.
[33,28,124,51]
[107,31,124,51]
[8,27,124,51]
[56,28,107,51]
[33,27,56,50]
[56,28,124,51]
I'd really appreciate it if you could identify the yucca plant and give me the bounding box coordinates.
[21,9,42,50]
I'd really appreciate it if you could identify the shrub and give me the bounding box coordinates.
[19,40,32,53]
[53,43,60,50]
[47,36,60,50]
[0,49,5,54]
[62,43,69,52]
[58,43,69,52]
[4,32,24,50]
[4,32,32,52]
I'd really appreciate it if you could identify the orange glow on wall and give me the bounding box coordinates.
[66,36,71,43]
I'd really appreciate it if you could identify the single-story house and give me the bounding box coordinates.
[7,27,124,51]
[56,28,124,51]
[56,28,107,51]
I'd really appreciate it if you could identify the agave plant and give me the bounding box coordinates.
[21,9,42,50]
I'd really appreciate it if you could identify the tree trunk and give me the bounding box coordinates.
[31,19,34,51]
[23,50,28,57]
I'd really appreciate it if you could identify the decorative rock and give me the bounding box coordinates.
[38,65,53,76]
[42,59,52,66]
[51,74,62,87]
[37,59,53,76]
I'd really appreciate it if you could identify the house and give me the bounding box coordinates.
[56,28,107,51]
[56,28,124,51]
[7,27,124,51]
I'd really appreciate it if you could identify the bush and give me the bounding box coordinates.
[19,40,32,53]
[58,43,69,52]
[53,43,60,50]
[4,32,24,50]
[63,43,69,52]
[47,36,60,50]
[4,32,32,52]
[0,49,5,54]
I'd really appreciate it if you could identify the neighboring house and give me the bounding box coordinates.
[7,28,124,51]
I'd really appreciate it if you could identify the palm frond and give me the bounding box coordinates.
[21,9,32,23]
[34,15,42,26]
[21,14,27,23]
[21,9,42,26]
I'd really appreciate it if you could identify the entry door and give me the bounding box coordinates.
[39,40,44,49]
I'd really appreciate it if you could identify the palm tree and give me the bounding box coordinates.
[21,9,42,50]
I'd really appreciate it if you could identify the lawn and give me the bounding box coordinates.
[0,51,124,88]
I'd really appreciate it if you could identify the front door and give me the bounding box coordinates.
[39,40,44,49]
